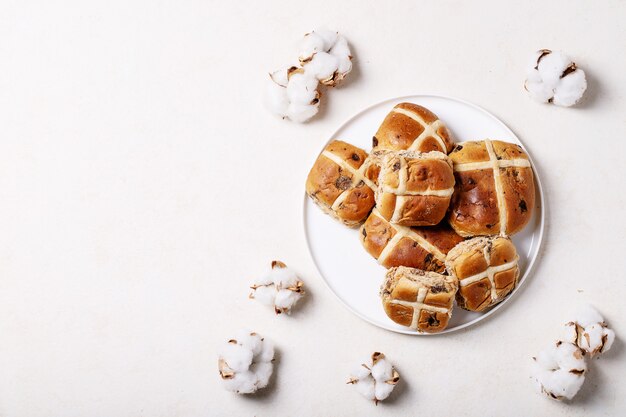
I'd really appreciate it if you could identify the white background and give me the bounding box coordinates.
[0,1,625,416]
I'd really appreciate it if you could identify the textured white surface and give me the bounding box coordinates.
[0,1,625,416]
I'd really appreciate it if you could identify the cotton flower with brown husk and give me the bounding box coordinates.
[250,260,305,314]
[218,330,275,394]
[348,352,400,405]
[265,67,321,123]
[298,29,352,87]
[524,49,587,107]
[559,304,616,357]
[531,341,587,401]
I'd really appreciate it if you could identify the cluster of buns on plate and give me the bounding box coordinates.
[306,102,535,333]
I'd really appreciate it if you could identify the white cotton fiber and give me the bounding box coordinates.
[564,304,616,357]
[525,49,587,107]
[348,352,400,404]
[298,29,352,86]
[531,341,587,401]
[218,331,275,394]
[265,28,353,122]
[250,261,304,314]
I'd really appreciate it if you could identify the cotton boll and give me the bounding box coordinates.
[219,343,253,373]
[348,352,400,404]
[531,342,587,401]
[251,285,276,306]
[258,338,275,363]
[336,56,352,78]
[329,37,353,82]
[286,72,320,105]
[218,332,275,394]
[535,51,571,85]
[222,371,255,393]
[370,358,393,382]
[266,28,354,122]
[330,36,350,60]
[220,373,241,391]
[559,322,579,345]
[355,376,376,400]
[255,271,276,286]
[579,323,615,356]
[315,29,339,50]
[579,324,606,353]
[298,32,327,63]
[286,102,319,123]
[236,331,263,357]
[251,361,274,388]
[298,30,338,62]
[374,381,395,401]
[265,67,319,123]
[298,30,352,86]
[599,327,615,353]
[524,49,587,107]
[250,261,305,314]
[553,70,587,107]
[568,304,616,356]
[525,76,554,104]
[274,289,302,312]
[234,371,259,394]
[304,52,340,84]
[352,364,372,380]
[265,83,288,112]
[269,68,289,87]
[271,267,299,289]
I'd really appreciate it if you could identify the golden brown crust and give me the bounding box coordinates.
[448,142,490,164]
[334,182,376,224]
[380,266,458,333]
[491,141,529,161]
[376,151,455,226]
[413,226,465,257]
[387,195,450,227]
[360,211,397,259]
[445,236,520,312]
[362,157,381,186]
[377,192,397,221]
[385,236,441,271]
[498,166,535,234]
[306,140,376,226]
[449,170,500,236]
[373,103,454,153]
[326,140,368,170]
[447,140,535,236]
[360,210,464,272]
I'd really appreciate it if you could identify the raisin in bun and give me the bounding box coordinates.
[448,140,535,237]
[360,209,464,272]
[445,236,520,312]
[376,150,454,226]
[380,266,458,333]
[306,140,378,226]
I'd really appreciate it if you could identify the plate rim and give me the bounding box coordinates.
[302,94,546,335]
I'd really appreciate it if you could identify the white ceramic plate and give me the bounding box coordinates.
[303,95,545,335]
